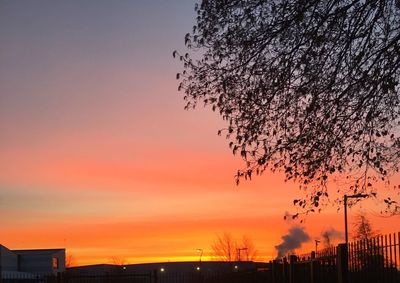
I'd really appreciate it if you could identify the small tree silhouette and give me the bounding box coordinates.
[65,253,75,268]
[109,256,127,266]
[211,233,258,261]
[351,213,383,274]
[352,212,379,241]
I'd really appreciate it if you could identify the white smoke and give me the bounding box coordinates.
[275,226,310,258]
[321,227,343,247]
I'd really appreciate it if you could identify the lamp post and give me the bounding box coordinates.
[196,249,203,262]
[237,248,248,261]
[315,239,320,253]
[344,194,368,245]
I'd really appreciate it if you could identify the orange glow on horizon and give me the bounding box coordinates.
[1,0,400,267]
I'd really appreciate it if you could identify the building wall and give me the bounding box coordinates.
[0,245,18,272]
[52,249,66,273]
[18,254,53,274]
[14,249,66,275]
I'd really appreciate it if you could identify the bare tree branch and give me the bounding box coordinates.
[177,0,400,213]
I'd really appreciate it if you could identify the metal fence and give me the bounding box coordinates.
[1,270,269,283]
[260,250,338,283]
[257,233,400,283]
[0,272,152,283]
[287,232,400,283]
[157,270,267,283]
[61,272,152,283]
[294,246,338,283]
[62,271,265,283]
[348,232,400,283]
[2,271,52,283]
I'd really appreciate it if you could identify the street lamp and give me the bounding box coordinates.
[196,249,203,262]
[315,239,320,253]
[344,193,368,245]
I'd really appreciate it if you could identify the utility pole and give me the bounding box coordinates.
[196,249,203,262]
[315,239,320,253]
[237,248,248,261]
[344,194,368,245]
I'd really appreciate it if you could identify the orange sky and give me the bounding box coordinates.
[1,0,399,267]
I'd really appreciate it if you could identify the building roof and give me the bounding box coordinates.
[12,248,65,255]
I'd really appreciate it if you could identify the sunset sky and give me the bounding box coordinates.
[1,0,399,266]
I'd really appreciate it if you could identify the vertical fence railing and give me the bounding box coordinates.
[61,272,152,283]
[348,232,400,283]
[281,232,399,283]
[1,273,47,283]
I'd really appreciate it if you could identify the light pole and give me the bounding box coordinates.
[344,193,368,245]
[237,248,248,261]
[315,239,320,253]
[196,249,203,262]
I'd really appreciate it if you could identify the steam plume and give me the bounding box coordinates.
[321,227,343,247]
[275,226,310,258]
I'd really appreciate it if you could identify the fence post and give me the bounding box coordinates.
[152,269,158,283]
[310,249,317,283]
[271,260,277,283]
[58,271,65,283]
[289,255,297,283]
[282,257,288,283]
[337,243,348,283]
[310,258,319,283]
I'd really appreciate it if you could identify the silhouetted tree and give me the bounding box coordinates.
[109,256,127,266]
[320,227,342,249]
[321,232,333,249]
[240,235,259,261]
[211,232,236,261]
[65,253,75,268]
[211,233,258,261]
[352,212,378,241]
[176,0,400,214]
[351,213,383,274]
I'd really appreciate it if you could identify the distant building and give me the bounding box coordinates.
[67,261,260,276]
[66,261,269,283]
[0,244,65,278]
